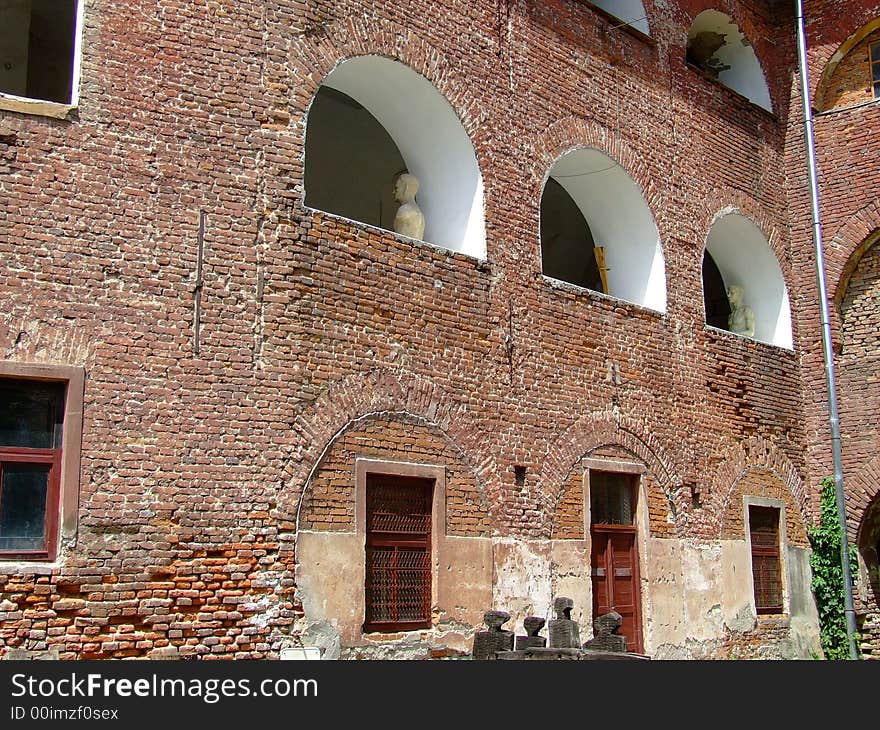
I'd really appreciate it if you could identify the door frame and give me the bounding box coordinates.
[583,458,647,654]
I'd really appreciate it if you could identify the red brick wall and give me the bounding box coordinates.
[790,1,880,658]
[0,0,829,659]
[816,28,880,111]
[301,415,491,537]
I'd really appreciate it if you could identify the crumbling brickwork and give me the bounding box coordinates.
[0,0,872,660]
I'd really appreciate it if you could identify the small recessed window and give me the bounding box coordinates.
[870,42,880,99]
[749,506,783,614]
[0,379,64,559]
[364,475,433,632]
[0,0,81,105]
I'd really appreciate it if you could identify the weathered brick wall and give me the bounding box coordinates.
[719,467,809,547]
[788,0,880,658]
[816,27,880,111]
[0,0,830,659]
[300,414,491,536]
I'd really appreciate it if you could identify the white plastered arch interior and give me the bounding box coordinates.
[307,55,486,259]
[705,212,793,349]
[590,0,650,35]
[687,9,773,112]
[542,147,667,313]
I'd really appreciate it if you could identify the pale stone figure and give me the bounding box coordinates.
[727,284,756,337]
[392,172,425,240]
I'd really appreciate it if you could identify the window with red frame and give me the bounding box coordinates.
[0,379,65,559]
[749,505,782,614]
[871,42,880,99]
[363,475,433,632]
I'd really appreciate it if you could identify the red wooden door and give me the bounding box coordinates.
[589,471,643,654]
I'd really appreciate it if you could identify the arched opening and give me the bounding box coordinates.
[703,213,792,348]
[589,0,650,36]
[857,492,880,601]
[540,148,666,313]
[304,55,486,259]
[686,10,773,111]
[815,19,880,111]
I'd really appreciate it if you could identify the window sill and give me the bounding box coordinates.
[0,560,59,575]
[540,274,666,318]
[579,1,656,47]
[305,206,490,269]
[685,63,777,122]
[704,324,795,354]
[815,96,880,117]
[0,93,75,120]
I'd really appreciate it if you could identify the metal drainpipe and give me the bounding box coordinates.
[794,0,859,659]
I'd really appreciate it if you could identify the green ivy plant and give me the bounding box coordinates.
[808,477,859,660]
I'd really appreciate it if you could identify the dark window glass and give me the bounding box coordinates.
[0,463,50,551]
[590,471,634,526]
[0,0,78,104]
[0,380,64,448]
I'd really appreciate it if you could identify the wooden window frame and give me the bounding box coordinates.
[0,363,84,562]
[871,41,880,99]
[355,459,445,635]
[745,499,786,616]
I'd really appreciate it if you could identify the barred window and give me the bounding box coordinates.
[363,475,433,632]
[749,506,782,614]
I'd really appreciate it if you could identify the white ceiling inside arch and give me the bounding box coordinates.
[706,213,792,349]
[688,10,773,111]
[590,0,650,36]
[322,55,486,259]
[549,148,666,312]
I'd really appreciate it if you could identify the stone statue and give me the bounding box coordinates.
[727,284,755,337]
[548,597,580,649]
[472,610,514,659]
[392,172,425,240]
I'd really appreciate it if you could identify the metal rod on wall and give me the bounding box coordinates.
[194,211,206,356]
[794,0,859,659]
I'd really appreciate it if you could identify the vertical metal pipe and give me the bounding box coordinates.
[794,0,859,659]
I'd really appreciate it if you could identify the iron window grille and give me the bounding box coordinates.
[364,475,433,632]
[749,505,783,614]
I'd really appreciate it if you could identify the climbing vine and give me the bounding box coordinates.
[808,477,859,659]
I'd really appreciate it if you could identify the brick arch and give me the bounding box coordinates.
[537,410,685,536]
[280,367,495,525]
[706,436,808,540]
[288,19,487,146]
[824,200,880,341]
[532,117,663,233]
[813,17,880,105]
[848,453,880,546]
[828,200,880,304]
[695,190,788,283]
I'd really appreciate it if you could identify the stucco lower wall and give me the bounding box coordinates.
[646,537,820,659]
[295,530,493,658]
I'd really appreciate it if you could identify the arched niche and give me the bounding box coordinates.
[686,10,773,111]
[540,148,666,313]
[589,0,650,36]
[815,19,880,111]
[304,55,486,259]
[703,213,792,349]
